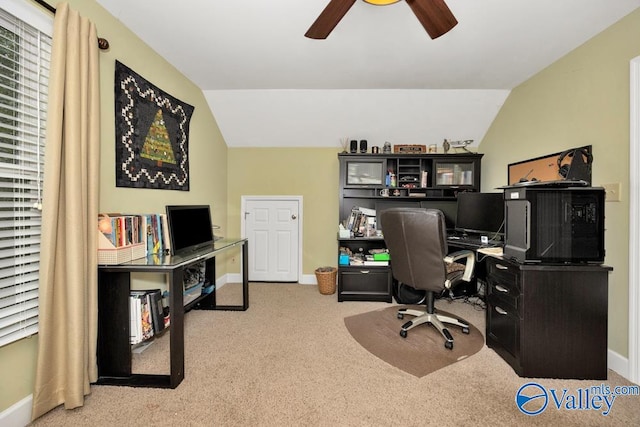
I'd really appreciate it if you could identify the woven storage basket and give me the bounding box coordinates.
[315,266,337,295]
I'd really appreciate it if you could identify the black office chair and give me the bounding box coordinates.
[381,208,475,350]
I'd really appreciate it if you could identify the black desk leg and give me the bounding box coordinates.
[212,240,249,311]
[169,268,185,388]
[242,240,249,310]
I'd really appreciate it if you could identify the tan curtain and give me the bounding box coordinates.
[31,2,100,420]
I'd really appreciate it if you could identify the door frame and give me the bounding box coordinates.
[241,195,305,283]
[629,56,640,384]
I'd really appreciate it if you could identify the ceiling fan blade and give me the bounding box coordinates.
[305,0,357,39]
[406,0,458,39]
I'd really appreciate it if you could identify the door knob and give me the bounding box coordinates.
[291,214,297,220]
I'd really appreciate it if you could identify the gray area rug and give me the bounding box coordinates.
[344,305,484,377]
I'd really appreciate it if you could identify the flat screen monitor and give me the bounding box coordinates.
[374,200,457,233]
[165,205,214,255]
[455,192,505,236]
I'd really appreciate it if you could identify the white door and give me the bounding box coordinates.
[244,197,300,282]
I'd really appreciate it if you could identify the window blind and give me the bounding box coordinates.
[0,6,51,347]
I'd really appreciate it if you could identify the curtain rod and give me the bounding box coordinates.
[33,0,110,50]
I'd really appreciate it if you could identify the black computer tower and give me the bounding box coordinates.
[504,186,605,264]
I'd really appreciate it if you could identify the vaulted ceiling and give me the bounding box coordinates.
[95,0,640,149]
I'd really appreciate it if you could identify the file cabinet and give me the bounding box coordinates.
[485,256,611,379]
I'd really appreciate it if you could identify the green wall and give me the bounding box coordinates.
[480,8,640,358]
[227,148,341,275]
[0,0,227,413]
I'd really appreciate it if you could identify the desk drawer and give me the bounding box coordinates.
[487,258,522,302]
[487,276,519,312]
[486,296,519,359]
[340,268,391,293]
[487,258,518,283]
[338,267,392,302]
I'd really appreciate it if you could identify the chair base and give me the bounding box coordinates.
[398,308,470,350]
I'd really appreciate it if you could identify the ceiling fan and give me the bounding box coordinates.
[305,0,458,40]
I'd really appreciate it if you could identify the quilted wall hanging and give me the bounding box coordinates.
[114,60,194,190]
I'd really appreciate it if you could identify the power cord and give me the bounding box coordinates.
[438,291,487,311]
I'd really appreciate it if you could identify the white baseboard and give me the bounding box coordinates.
[224,273,317,285]
[216,274,231,288]
[224,273,241,285]
[0,394,32,427]
[609,348,632,382]
[299,274,317,285]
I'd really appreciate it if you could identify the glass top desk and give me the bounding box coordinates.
[96,237,248,389]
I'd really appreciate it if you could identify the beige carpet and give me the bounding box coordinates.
[30,283,640,426]
[344,306,484,377]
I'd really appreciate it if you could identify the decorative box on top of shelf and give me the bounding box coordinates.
[98,232,146,265]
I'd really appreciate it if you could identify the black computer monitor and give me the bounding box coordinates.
[454,192,505,236]
[165,205,215,255]
[374,200,458,233]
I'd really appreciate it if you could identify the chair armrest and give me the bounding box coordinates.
[444,250,475,282]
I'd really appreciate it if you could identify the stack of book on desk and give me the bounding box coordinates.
[345,207,377,237]
[98,212,171,264]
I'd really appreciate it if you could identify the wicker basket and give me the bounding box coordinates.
[315,266,337,295]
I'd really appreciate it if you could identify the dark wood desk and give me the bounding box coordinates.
[446,243,611,379]
[96,238,248,388]
[484,255,611,379]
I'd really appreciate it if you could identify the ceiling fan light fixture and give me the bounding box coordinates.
[305,0,457,40]
[363,0,401,5]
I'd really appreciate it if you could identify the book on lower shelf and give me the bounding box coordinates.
[129,295,142,345]
[148,289,165,335]
[129,289,165,345]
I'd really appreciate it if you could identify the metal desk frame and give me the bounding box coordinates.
[96,238,248,388]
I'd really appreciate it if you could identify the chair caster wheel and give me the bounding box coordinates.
[445,341,453,350]
[397,313,404,319]
[462,327,470,334]
[400,330,407,338]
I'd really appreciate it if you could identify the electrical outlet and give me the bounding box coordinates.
[602,183,621,202]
